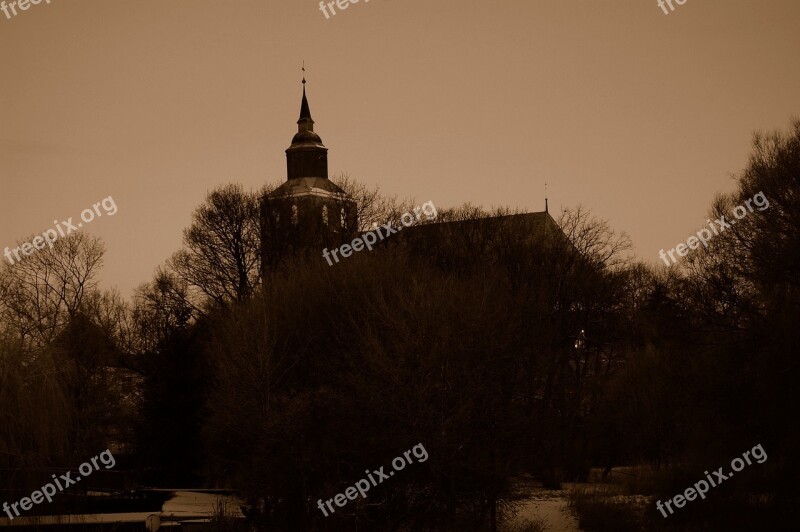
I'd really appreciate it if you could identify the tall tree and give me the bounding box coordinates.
[0,232,104,349]
[169,184,261,307]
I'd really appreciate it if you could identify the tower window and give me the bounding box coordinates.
[322,205,329,225]
[340,208,346,228]
[292,205,299,225]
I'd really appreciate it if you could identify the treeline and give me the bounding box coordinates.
[1,121,798,530]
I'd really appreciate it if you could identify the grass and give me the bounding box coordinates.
[499,518,547,532]
[568,466,800,532]
[567,484,646,532]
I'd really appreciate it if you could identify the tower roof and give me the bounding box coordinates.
[285,76,328,180]
[291,79,323,146]
[299,82,312,122]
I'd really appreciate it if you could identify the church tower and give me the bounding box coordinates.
[261,78,357,272]
[286,80,328,180]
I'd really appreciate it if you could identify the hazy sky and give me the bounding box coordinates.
[2,0,799,298]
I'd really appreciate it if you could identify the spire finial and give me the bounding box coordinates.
[545,181,549,213]
[302,61,306,85]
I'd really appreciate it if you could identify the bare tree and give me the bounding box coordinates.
[556,206,632,271]
[168,184,261,308]
[0,232,104,349]
[131,267,196,354]
[331,173,415,231]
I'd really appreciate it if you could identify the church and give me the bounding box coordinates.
[261,79,562,273]
[260,78,358,272]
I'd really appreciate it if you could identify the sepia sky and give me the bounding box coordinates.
[2,0,799,297]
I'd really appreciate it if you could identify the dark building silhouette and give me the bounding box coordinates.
[261,79,562,273]
[260,79,357,272]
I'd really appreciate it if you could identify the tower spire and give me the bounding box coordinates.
[286,65,327,180]
[298,62,313,129]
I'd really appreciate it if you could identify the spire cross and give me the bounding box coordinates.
[302,61,306,85]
